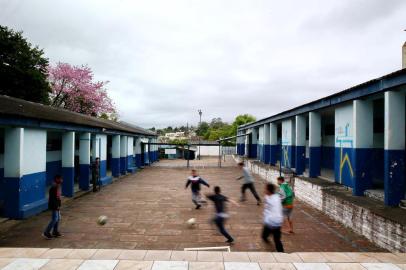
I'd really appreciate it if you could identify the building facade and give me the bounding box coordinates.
[237,69,406,207]
[0,96,158,219]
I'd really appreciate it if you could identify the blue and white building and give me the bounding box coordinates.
[237,69,406,207]
[0,95,157,219]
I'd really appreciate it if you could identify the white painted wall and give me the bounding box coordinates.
[384,91,405,150]
[99,134,107,161]
[127,137,134,155]
[4,128,23,177]
[258,126,264,145]
[46,151,61,162]
[62,131,75,168]
[335,103,353,148]
[353,99,373,148]
[23,128,46,175]
[282,118,295,145]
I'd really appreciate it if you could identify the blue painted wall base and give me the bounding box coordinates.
[270,145,279,165]
[282,145,295,169]
[309,147,321,177]
[257,144,263,162]
[334,147,354,188]
[100,175,113,186]
[112,158,120,177]
[79,164,90,191]
[264,145,270,164]
[120,156,127,175]
[352,148,373,196]
[62,167,75,197]
[249,144,257,159]
[295,146,306,175]
[135,154,141,168]
[3,172,48,219]
[384,149,405,206]
[46,160,62,186]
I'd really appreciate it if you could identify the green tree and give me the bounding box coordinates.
[0,25,50,103]
[231,114,256,135]
[196,121,209,136]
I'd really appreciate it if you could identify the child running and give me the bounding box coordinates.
[185,169,210,209]
[236,162,261,205]
[277,176,295,234]
[206,186,238,243]
[262,183,284,252]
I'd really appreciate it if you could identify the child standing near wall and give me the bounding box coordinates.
[262,183,284,252]
[236,162,261,205]
[185,169,210,209]
[278,176,294,234]
[43,175,63,239]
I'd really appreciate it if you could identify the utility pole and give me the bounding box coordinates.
[198,109,202,160]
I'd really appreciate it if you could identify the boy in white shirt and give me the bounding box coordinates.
[262,183,284,252]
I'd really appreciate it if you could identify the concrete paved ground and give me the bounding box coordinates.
[0,248,404,270]
[0,160,384,252]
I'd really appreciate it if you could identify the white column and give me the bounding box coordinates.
[309,111,321,177]
[62,131,75,197]
[295,115,306,174]
[79,132,91,190]
[112,135,120,177]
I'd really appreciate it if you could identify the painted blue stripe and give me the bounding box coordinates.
[79,164,90,191]
[352,148,373,196]
[321,146,335,170]
[295,146,306,175]
[3,172,48,219]
[264,145,270,164]
[384,149,405,206]
[62,167,75,197]
[135,154,141,168]
[112,157,120,177]
[100,175,113,186]
[309,146,321,177]
[257,144,263,162]
[127,155,137,173]
[46,160,62,186]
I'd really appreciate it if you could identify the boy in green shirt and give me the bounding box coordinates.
[277,176,294,234]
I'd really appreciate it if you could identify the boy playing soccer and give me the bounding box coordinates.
[262,183,284,252]
[236,162,261,205]
[185,169,210,209]
[277,176,294,234]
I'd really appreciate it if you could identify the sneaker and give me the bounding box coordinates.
[42,232,53,240]
[226,239,234,244]
[257,201,261,206]
[195,205,202,210]
[52,231,63,238]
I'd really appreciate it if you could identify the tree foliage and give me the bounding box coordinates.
[0,25,50,103]
[48,62,116,117]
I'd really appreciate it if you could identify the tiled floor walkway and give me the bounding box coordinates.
[0,248,405,269]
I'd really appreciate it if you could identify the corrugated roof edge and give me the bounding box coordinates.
[238,68,406,130]
[0,95,155,136]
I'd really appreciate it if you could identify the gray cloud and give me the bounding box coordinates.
[1,0,405,128]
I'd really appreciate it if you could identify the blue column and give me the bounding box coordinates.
[3,128,48,219]
[127,136,136,173]
[384,91,405,206]
[282,119,295,168]
[295,115,306,175]
[79,132,91,191]
[99,134,112,185]
[120,136,128,175]
[309,112,321,178]
[269,123,278,165]
[249,128,258,158]
[352,100,373,196]
[62,131,75,197]
[112,135,120,177]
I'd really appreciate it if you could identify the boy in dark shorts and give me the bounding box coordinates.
[185,169,210,209]
[236,162,261,205]
[206,186,239,243]
[262,183,284,252]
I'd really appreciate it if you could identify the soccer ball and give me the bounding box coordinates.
[187,218,196,227]
[97,215,108,226]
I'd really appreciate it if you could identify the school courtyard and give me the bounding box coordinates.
[0,159,383,253]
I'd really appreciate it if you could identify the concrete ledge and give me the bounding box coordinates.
[242,158,406,253]
[100,176,113,186]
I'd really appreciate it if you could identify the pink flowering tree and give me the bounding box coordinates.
[48,62,116,118]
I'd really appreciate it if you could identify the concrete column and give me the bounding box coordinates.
[295,115,306,175]
[98,134,112,185]
[112,135,120,177]
[120,135,128,174]
[258,126,264,162]
[264,124,270,164]
[79,132,91,191]
[3,128,48,218]
[134,137,141,168]
[309,112,321,177]
[352,100,373,196]
[62,131,75,197]
[384,91,405,206]
[402,41,406,69]
[249,128,258,158]
[269,123,278,165]
[282,119,295,168]
[127,136,136,173]
[91,134,100,161]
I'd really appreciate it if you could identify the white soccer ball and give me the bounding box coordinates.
[97,215,108,226]
[187,218,196,227]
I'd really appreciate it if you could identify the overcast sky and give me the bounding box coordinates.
[1,0,405,128]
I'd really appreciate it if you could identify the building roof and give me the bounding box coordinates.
[0,95,156,136]
[239,68,406,130]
